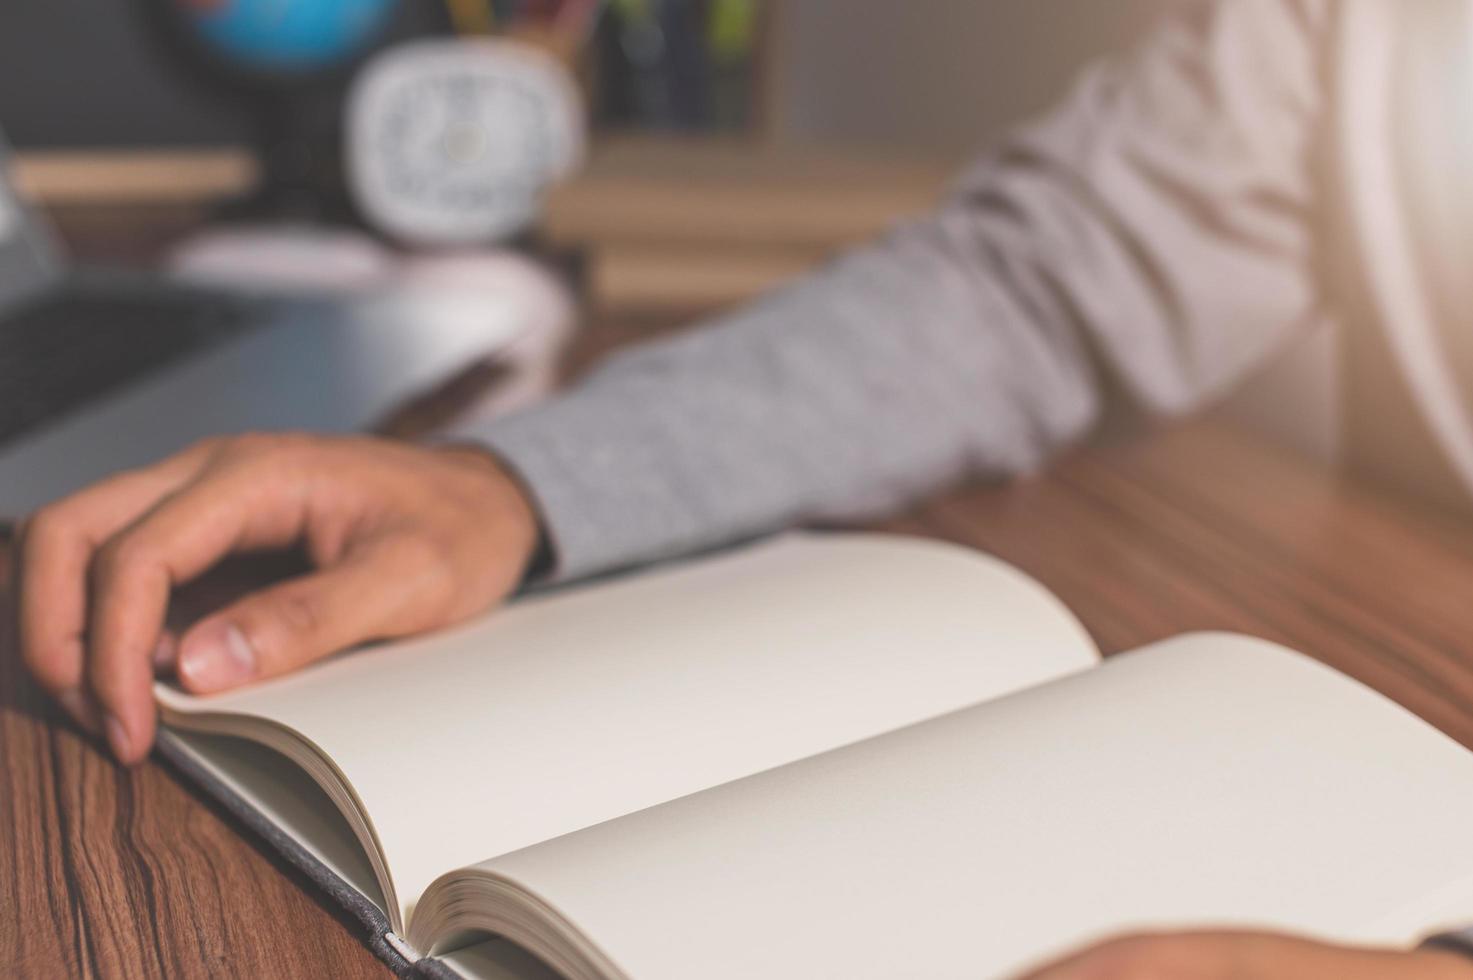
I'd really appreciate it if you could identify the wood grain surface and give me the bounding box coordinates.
[8,211,1473,977]
[9,419,1473,978]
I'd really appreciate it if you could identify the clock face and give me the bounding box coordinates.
[349,41,583,245]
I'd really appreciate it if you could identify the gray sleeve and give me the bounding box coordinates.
[458,0,1330,582]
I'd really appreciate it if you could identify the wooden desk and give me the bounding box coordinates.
[10,421,1473,977]
[8,218,1473,977]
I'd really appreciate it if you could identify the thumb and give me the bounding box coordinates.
[176,543,444,693]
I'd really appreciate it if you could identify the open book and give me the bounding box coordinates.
[154,533,1473,980]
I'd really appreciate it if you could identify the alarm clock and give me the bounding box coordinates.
[347,38,585,245]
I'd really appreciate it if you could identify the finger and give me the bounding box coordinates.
[1016,932,1244,980]
[18,446,213,733]
[1017,931,1473,980]
[177,538,452,693]
[85,457,316,763]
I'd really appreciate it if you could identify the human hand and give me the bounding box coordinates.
[16,433,541,765]
[1016,930,1473,980]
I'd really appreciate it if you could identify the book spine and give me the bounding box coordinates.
[153,733,423,978]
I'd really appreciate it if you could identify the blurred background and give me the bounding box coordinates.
[0,0,1332,456]
[1,1,1166,150]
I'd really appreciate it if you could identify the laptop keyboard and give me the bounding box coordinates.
[0,286,266,446]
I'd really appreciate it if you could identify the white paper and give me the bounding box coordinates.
[464,635,1473,980]
[157,532,1098,930]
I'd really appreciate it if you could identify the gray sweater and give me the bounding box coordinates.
[465,0,1328,581]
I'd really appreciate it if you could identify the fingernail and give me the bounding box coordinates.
[104,713,131,761]
[178,623,257,693]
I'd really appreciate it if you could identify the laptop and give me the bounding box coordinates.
[0,133,529,519]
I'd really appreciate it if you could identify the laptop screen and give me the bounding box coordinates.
[0,132,63,313]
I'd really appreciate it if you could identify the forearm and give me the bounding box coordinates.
[467,0,1329,582]
[477,223,1097,581]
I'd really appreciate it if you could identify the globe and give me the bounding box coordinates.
[172,0,401,78]
[138,0,425,219]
